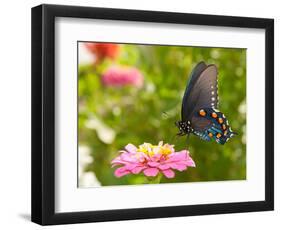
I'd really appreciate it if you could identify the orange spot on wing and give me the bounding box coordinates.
[199,109,206,116]
[222,124,227,130]
[218,118,223,124]
[211,112,217,118]
[216,133,222,138]
[208,132,213,137]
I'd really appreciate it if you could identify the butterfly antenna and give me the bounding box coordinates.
[161,111,170,120]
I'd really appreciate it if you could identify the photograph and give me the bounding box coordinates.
[78,42,246,187]
[30,3,274,225]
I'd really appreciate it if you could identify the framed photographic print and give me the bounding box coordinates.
[31,4,274,225]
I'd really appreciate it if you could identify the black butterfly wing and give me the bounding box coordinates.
[192,65,219,112]
[181,62,219,121]
[181,62,207,121]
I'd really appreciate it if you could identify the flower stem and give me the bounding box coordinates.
[146,174,162,184]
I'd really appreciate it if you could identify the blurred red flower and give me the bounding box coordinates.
[102,66,144,88]
[84,42,120,61]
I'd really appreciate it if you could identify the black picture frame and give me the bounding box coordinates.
[31,4,274,225]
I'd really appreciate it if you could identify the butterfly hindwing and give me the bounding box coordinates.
[192,108,235,145]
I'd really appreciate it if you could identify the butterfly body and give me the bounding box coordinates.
[176,62,236,145]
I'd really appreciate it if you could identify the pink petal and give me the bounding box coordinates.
[168,150,188,162]
[125,144,137,153]
[143,168,159,177]
[150,153,162,162]
[158,160,194,171]
[172,163,187,171]
[120,152,139,163]
[125,163,140,170]
[111,156,126,165]
[186,157,196,167]
[147,161,160,167]
[131,166,146,174]
[158,164,170,170]
[114,167,131,177]
[137,152,150,160]
[159,162,185,170]
[162,169,175,178]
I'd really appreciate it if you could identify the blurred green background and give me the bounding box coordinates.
[78,42,246,187]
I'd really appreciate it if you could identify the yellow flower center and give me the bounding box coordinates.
[136,143,173,157]
[159,146,172,155]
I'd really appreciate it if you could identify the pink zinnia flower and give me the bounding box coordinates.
[111,141,195,179]
[84,42,120,61]
[102,66,144,88]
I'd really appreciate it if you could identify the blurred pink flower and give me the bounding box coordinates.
[102,66,144,88]
[111,141,195,179]
[84,42,120,61]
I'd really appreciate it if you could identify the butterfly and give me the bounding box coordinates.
[175,61,236,145]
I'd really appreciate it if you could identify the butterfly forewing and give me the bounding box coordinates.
[181,62,219,122]
[189,65,219,117]
[181,62,207,121]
